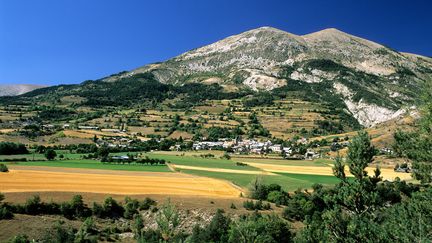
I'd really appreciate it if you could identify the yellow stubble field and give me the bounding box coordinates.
[0,167,241,198]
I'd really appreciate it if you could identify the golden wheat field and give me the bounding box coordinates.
[0,167,241,198]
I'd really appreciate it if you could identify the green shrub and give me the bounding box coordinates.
[44,148,57,160]
[0,163,8,172]
[267,191,290,205]
[140,197,156,210]
[60,195,91,219]
[100,197,124,219]
[8,234,30,243]
[0,206,13,219]
[228,214,291,242]
[123,197,140,219]
[75,217,99,243]
[243,200,255,210]
[243,200,270,211]
[24,195,43,215]
[40,221,76,243]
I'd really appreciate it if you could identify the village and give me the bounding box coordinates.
[190,138,319,159]
[3,119,349,160]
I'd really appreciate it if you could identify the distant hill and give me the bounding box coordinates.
[3,27,432,127]
[0,84,45,96]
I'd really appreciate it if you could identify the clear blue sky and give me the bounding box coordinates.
[1,0,431,85]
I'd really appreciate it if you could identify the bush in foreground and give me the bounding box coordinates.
[0,193,13,220]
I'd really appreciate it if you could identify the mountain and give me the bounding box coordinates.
[5,27,432,128]
[0,84,45,96]
[103,27,432,126]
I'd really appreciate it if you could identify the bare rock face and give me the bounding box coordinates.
[0,84,45,96]
[333,82,407,127]
[104,26,432,126]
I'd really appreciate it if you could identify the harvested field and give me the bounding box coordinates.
[0,167,241,198]
[168,130,194,139]
[247,162,337,176]
[0,135,92,145]
[63,130,97,139]
[246,162,413,180]
[63,130,123,138]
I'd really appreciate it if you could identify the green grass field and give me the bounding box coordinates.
[144,153,261,171]
[276,173,341,187]
[179,169,340,191]
[0,151,89,161]
[4,159,171,172]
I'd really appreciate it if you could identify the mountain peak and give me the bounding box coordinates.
[241,26,299,38]
[303,27,384,50]
[303,27,352,39]
[251,26,288,32]
[316,27,345,34]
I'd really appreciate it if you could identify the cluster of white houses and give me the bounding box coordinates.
[96,137,134,148]
[192,138,320,160]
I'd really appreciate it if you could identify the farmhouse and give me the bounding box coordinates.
[380,147,394,155]
[193,141,224,150]
[101,128,121,133]
[304,149,320,160]
[78,125,99,130]
[269,144,282,153]
[111,155,130,161]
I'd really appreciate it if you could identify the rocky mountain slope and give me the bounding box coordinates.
[5,27,432,128]
[103,27,432,127]
[0,84,45,96]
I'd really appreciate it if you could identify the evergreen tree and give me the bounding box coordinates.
[44,148,57,160]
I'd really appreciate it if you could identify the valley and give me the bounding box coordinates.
[0,25,430,242]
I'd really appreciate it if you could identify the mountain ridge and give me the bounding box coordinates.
[0,84,45,97]
[4,26,432,128]
[99,27,432,127]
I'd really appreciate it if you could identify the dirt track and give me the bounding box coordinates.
[0,168,241,198]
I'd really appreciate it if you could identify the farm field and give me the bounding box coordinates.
[0,151,87,160]
[232,156,332,167]
[4,160,171,172]
[178,169,340,192]
[0,167,241,197]
[144,153,261,171]
[0,150,413,198]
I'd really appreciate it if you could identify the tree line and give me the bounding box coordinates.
[0,142,28,155]
[0,194,156,221]
[100,155,167,165]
